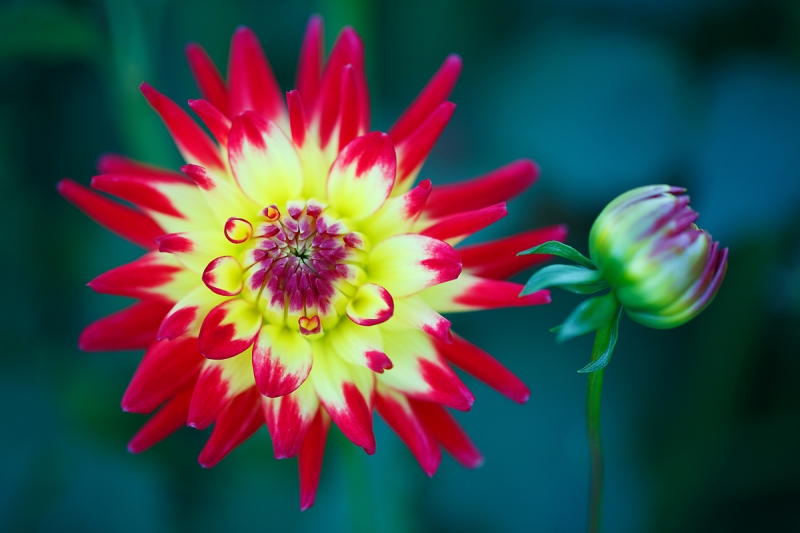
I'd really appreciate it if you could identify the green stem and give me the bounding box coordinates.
[586,313,617,533]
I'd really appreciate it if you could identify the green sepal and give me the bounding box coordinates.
[520,264,609,296]
[517,241,596,270]
[556,292,619,343]
[577,305,623,373]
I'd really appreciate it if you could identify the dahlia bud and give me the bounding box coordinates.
[588,185,728,329]
[519,184,728,372]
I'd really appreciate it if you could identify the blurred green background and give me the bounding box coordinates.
[2,0,800,531]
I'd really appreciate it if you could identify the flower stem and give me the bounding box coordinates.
[586,315,616,533]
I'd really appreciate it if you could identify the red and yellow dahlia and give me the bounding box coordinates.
[58,17,565,509]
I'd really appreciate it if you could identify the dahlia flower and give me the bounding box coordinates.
[59,17,564,509]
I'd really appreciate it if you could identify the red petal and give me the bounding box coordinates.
[263,387,318,459]
[287,90,308,147]
[198,388,263,468]
[337,64,361,150]
[434,334,530,404]
[88,253,182,301]
[188,99,232,146]
[227,26,285,124]
[424,159,539,218]
[127,386,194,454]
[188,364,230,429]
[298,409,331,511]
[78,300,173,352]
[122,337,205,414]
[375,390,441,476]
[96,154,186,180]
[420,202,507,244]
[57,179,163,249]
[295,15,324,109]
[454,278,550,310]
[410,399,483,468]
[395,101,455,185]
[458,225,569,280]
[198,299,261,360]
[389,54,462,144]
[185,42,229,116]
[140,82,225,170]
[90,173,192,218]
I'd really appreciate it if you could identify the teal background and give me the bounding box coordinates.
[2,0,800,531]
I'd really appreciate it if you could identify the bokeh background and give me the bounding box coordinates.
[2,0,800,531]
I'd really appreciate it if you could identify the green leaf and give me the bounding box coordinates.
[556,293,619,343]
[578,306,623,373]
[520,264,608,296]
[517,241,596,269]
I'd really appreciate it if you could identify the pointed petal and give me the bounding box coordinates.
[295,15,324,109]
[313,27,367,149]
[57,179,163,249]
[459,225,569,280]
[310,341,375,453]
[227,26,286,126]
[228,111,304,207]
[79,300,172,352]
[375,385,441,476]
[419,202,508,245]
[128,386,194,454]
[90,173,210,223]
[287,90,309,147]
[198,299,262,359]
[298,408,331,511]
[424,159,539,218]
[88,251,194,302]
[381,295,451,343]
[421,274,551,313]
[389,54,462,143]
[140,82,225,171]
[188,351,255,429]
[263,378,320,459]
[122,337,205,414]
[158,285,223,341]
[378,329,474,411]
[96,154,186,180]
[346,283,394,327]
[435,334,530,404]
[185,42,229,116]
[181,164,259,223]
[327,318,391,373]
[188,99,232,146]
[202,256,244,296]
[327,132,396,220]
[409,398,483,468]
[252,325,313,397]
[395,101,455,189]
[367,234,461,298]
[336,64,362,150]
[199,387,263,468]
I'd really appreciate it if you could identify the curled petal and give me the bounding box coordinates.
[346,283,394,326]
[202,256,244,296]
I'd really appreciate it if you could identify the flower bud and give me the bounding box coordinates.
[589,185,728,329]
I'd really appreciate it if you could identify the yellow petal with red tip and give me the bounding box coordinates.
[377,328,474,411]
[367,234,461,298]
[346,283,394,326]
[309,340,376,454]
[326,132,396,220]
[202,256,244,296]
[155,230,236,274]
[420,273,550,313]
[252,325,313,398]
[198,299,262,359]
[262,377,320,459]
[327,318,391,373]
[158,285,224,341]
[381,295,452,343]
[228,111,304,207]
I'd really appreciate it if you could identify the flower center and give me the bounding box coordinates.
[208,200,365,335]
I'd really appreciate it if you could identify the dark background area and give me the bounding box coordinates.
[1,0,799,531]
